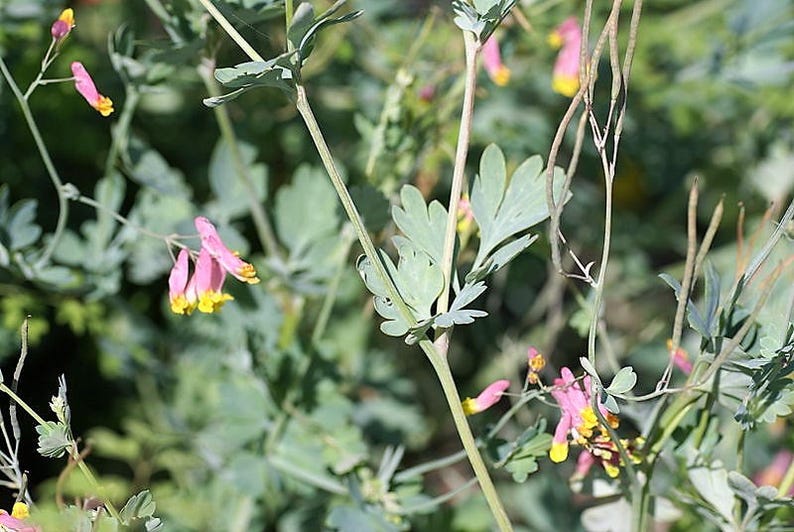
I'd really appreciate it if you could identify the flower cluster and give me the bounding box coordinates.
[549,367,642,478]
[462,379,510,416]
[48,9,113,116]
[168,217,260,315]
[0,502,39,532]
[548,17,582,98]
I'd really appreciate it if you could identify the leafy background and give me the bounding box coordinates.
[0,0,792,530]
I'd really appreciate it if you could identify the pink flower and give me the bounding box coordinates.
[549,367,642,478]
[481,35,511,86]
[191,247,234,314]
[168,249,193,314]
[549,367,602,462]
[0,503,40,532]
[548,17,582,97]
[462,379,510,415]
[754,451,794,496]
[51,8,74,40]
[70,62,114,116]
[195,217,260,285]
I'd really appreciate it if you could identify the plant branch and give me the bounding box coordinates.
[0,56,69,270]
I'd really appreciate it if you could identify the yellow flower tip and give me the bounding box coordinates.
[552,75,579,97]
[580,407,598,429]
[59,8,75,26]
[549,441,568,463]
[604,463,620,478]
[197,291,234,313]
[529,353,546,372]
[491,66,511,87]
[547,31,563,49]
[461,398,478,416]
[170,296,191,315]
[11,502,29,519]
[238,264,260,284]
[94,96,114,116]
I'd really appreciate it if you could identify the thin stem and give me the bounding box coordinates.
[199,58,281,258]
[0,385,48,428]
[295,86,416,326]
[197,0,266,62]
[268,455,347,495]
[0,56,69,269]
[397,477,478,514]
[436,31,479,321]
[312,225,355,345]
[284,0,294,33]
[104,85,140,179]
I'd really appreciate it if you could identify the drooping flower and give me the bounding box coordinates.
[548,367,642,478]
[667,339,693,374]
[70,62,114,116]
[0,502,40,532]
[548,17,582,97]
[462,379,510,416]
[168,249,194,315]
[195,217,260,284]
[481,35,511,87]
[192,247,234,314]
[50,8,74,41]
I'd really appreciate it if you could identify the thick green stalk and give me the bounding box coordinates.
[419,343,513,531]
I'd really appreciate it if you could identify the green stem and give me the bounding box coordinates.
[295,85,416,324]
[0,384,121,519]
[420,345,513,531]
[733,430,746,525]
[312,225,355,345]
[104,85,140,179]
[436,31,478,322]
[285,0,294,33]
[197,0,265,62]
[199,59,281,258]
[0,384,48,427]
[298,85,512,531]
[0,56,69,270]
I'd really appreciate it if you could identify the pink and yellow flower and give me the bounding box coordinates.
[195,217,260,284]
[548,17,582,97]
[191,247,234,314]
[462,379,510,416]
[71,62,114,116]
[50,8,74,41]
[168,217,260,315]
[0,502,40,532]
[549,367,642,478]
[168,248,193,315]
[482,35,511,87]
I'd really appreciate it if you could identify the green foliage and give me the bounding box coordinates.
[733,323,794,429]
